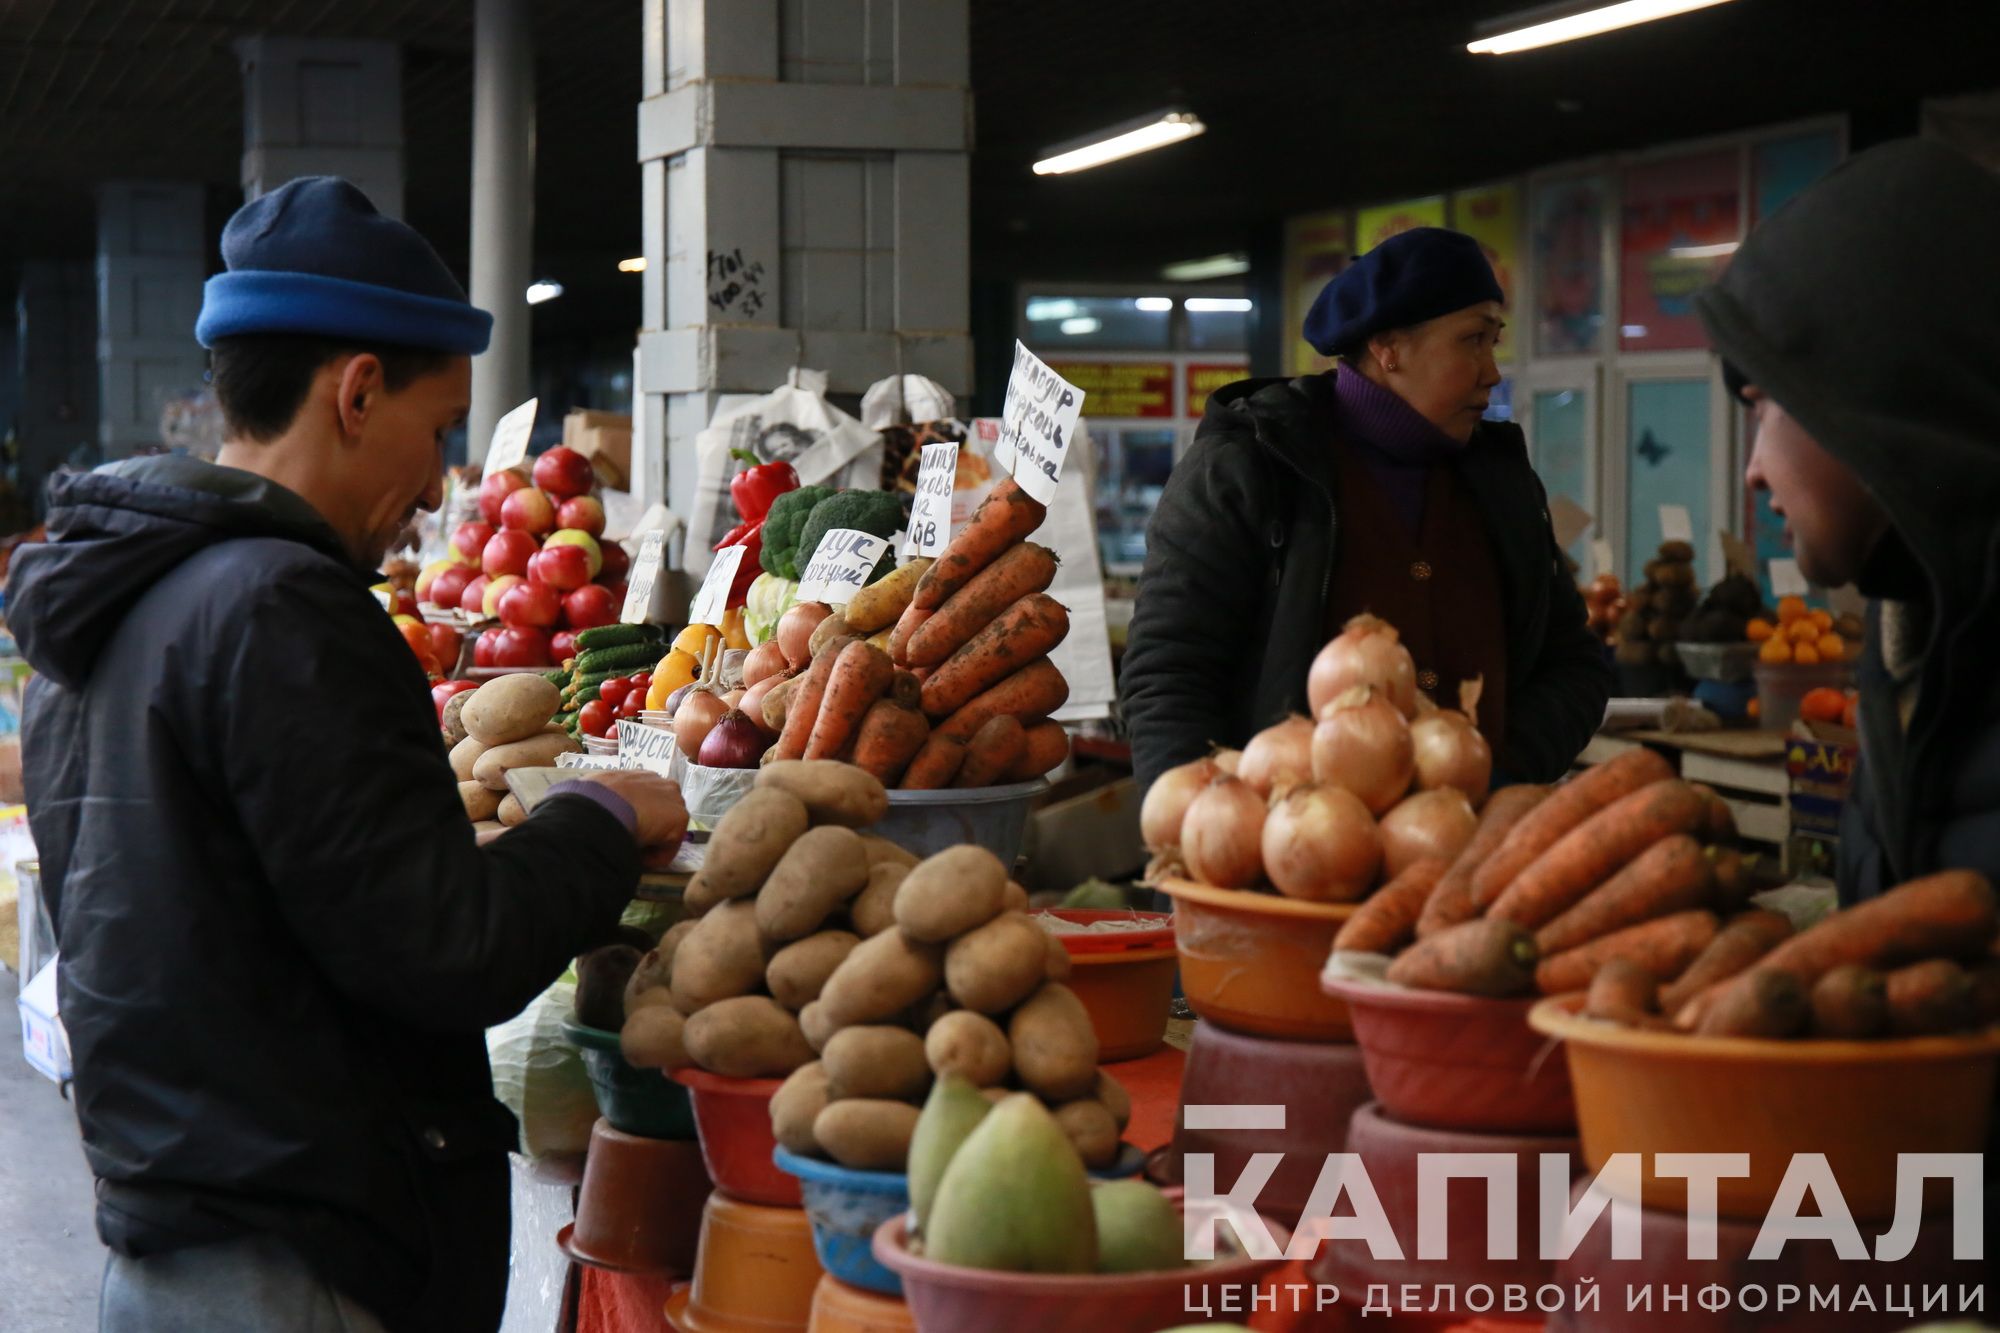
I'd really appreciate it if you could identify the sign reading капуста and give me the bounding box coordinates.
[993,341,1085,505]
[615,720,679,776]
[903,441,958,557]
[621,531,666,624]
[687,543,747,627]
[797,529,892,605]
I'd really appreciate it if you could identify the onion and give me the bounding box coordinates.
[1212,748,1242,775]
[1379,788,1479,879]
[1141,756,1222,854]
[662,682,697,718]
[722,688,745,709]
[1181,774,1267,889]
[1261,784,1381,902]
[1410,681,1492,805]
[674,689,728,760]
[1308,614,1418,719]
[1312,685,1415,815]
[738,671,789,737]
[742,640,787,686]
[1239,715,1315,798]
[698,708,771,769]
[777,602,831,669]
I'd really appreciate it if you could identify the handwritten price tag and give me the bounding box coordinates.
[621,531,666,624]
[992,341,1085,505]
[797,529,892,605]
[1591,539,1616,580]
[1768,557,1811,598]
[484,397,538,476]
[1658,504,1694,546]
[687,544,746,627]
[616,720,679,777]
[904,441,958,557]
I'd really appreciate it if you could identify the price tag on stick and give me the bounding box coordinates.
[904,441,958,557]
[621,531,666,624]
[796,529,892,606]
[992,341,1085,505]
[687,544,747,627]
[1658,504,1694,546]
[484,397,538,476]
[1768,557,1811,599]
[1591,538,1616,581]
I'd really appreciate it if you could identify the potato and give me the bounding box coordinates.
[819,929,944,1028]
[441,690,476,747]
[755,826,871,941]
[575,945,642,1030]
[945,912,1049,1014]
[979,1086,1012,1106]
[462,673,562,746]
[850,864,907,938]
[894,846,1008,943]
[809,615,854,660]
[924,1010,1011,1086]
[449,735,488,783]
[627,985,680,1016]
[767,931,861,1011]
[1044,929,1072,983]
[860,835,919,869]
[497,793,527,827]
[472,820,506,839]
[620,1004,690,1071]
[459,781,501,822]
[473,732,582,791]
[1055,1099,1121,1169]
[770,1062,831,1156]
[1008,983,1099,1102]
[622,948,676,1019]
[800,1000,838,1052]
[1003,881,1031,914]
[823,1026,932,1102]
[909,991,955,1032]
[756,760,890,828]
[1095,1069,1132,1131]
[685,996,816,1078]
[683,875,722,917]
[671,901,769,1013]
[813,1099,921,1171]
[658,919,697,973]
[843,559,931,633]
[694,788,810,902]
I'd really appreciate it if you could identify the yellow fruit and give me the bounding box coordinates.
[1777,596,1808,625]
[1793,645,1821,666]
[1816,633,1845,660]
[721,606,752,650]
[1758,636,1792,665]
[646,649,701,710]
[674,623,722,659]
[1745,618,1774,642]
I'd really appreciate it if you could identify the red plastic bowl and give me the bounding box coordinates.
[670,1068,800,1207]
[565,1119,709,1275]
[1046,909,1177,1062]
[1322,977,1575,1135]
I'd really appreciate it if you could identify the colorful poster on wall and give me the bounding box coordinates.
[1451,185,1520,364]
[1356,196,1447,255]
[1185,361,1249,417]
[1041,361,1174,420]
[1619,151,1740,352]
[1281,210,1352,377]
[1532,175,1608,358]
[1754,130,1843,223]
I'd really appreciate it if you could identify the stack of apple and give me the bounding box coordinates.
[415,446,634,670]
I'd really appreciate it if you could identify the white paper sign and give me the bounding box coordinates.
[1768,557,1811,598]
[1658,504,1694,546]
[903,441,958,556]
[552,752,625,772]
[1591,539,1617,580]
[621,531,666,624]
[992,341,1085,505]
[616,720,680,777]
[687,544,747,627]
[484,397,539,476]
[797,528,892,605]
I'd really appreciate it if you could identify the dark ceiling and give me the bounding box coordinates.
[2,0,1996,321]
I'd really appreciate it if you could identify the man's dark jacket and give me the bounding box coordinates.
[1120,374,1610,790]
[8,457,640,1331]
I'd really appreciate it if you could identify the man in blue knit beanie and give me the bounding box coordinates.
[10,178,688,1332]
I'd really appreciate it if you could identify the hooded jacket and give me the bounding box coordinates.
[1119,373,1609,791]
[8,457,640,1331]
[1696,140,2000,904]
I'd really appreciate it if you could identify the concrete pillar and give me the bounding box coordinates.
[14,262,100,507]
[94,182,206,459]
[236,37,405,217]
[637,0,973,558]
[467,0,535,466]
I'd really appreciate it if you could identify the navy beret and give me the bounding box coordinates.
[1303,227,1504,357]
[196,177,493,355]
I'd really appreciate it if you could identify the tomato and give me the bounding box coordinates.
[618,690,644,719]
[629,672,652,694]
[579,700,615,738]
[599,678,632,708]
[398,620,434,660]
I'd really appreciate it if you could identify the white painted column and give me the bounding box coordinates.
[236,37,405,217]
[94,182,206,459]
[467,0,535,465]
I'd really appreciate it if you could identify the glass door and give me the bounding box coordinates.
[1521,370,1599,570]
[1609,361,1736,586]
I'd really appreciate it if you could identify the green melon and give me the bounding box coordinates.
[1091,1179,1185,1273]
[924,1093,1097,1272]
[907,1073,991,1236]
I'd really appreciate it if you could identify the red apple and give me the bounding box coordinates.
[478,469,529,527]
[482,574,525,619]
[550,629,581,663]
[543,529,602,578]
[481,528,540,579]
[557,494,606,537]
[390,588,419,618]
[451,520,495,567]
[530,543,591,592]
[459,574,491,616]
[432,678,478,720]
[600,580,629,608]
[415,560,453,602]
[596,540,631,584]
[489,626,552,668]
[498,579,561,629]
[474,629,499,667]
[427,623,464,670]
[501,486,557,535]
[563,583,619,631]
[429,564,473,612]
[533,446,595,501]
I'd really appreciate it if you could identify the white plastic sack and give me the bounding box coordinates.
[860,373,955,431]
[487,977,597,1162]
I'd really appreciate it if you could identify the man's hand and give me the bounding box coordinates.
[570,770,689,861]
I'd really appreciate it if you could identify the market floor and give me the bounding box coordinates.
[0,969,102,1332]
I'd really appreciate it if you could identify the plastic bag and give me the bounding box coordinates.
[488,977,597,1162]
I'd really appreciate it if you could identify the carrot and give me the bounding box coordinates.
[935,659,1069,742]
[913,479,1047,611]
[1471,747,1675,909]
[1333,858,1450,955]
[1694,969,1809,1038]
[1584,958,1663,1027]
[890,670,923,712]
[771,639,845,761]
[1884,959,1977,1035]
[900,734,967,789]
[906,543,1060,667]
[887,602,932,666]
[921,594,1070,718]
[953,715,1027,788]
[1007,720,1070,781]
[1972,961,2000,1025]
[1752,870,1999,987]
[1534,834,1714,956]
[1810,964,1888,1038]
[1385,915,1538,996]
[852,699,930,785]
[1416,785,1549,938]
[1489,780,1709,930]
[1687,782,1738,845]
[1534,910,1718,996]
[1659,909,1792,1014]
[804,641,895,760]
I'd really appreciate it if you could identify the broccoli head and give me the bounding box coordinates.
[759,484,839,579]
[796,490,908,586]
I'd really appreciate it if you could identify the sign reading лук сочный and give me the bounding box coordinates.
[797,529,893,606]
[992,341,1086,505]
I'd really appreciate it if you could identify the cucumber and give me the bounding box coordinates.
[574,624,661,653]
[576,642,662,676]
[541,669,567,686]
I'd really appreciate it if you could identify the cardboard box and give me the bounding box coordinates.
[1785,732,1858,841]
[564,410,631,491]
[17,956,70,1084]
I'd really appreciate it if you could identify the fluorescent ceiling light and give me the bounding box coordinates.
[1161,253,1250,281]
[1033,110,1206,176]
[1133,297,1174,313]
[1059,317,1101,335]
[1468,0,1734,55]
[1667,241,1739,259]
[618,256,647,273]
[1026,298,1081,322]
[525,279,564,305]
[1620,324,1650,338]
[1185,297,1252,313]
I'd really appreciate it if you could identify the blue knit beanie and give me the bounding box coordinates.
[195,177,493,355]
[1303,227,1503,357]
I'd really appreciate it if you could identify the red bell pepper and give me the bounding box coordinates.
[729,449,799,523]
[714,519,765,608]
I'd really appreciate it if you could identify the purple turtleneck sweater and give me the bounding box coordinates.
[1333,362,1471,536]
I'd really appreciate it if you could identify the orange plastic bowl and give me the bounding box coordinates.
[1530,994,2000,1222]
[1161,879,1356,1041]
[806,1274,915,1333]
[1046,909,1177,1061]
[1322,979,1574,1135]
[567,1119,709,1275]
[671,1067,800,1207]
[665,1191,824,1332]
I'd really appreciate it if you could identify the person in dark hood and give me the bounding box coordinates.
[1695,139,2000,904]
[9,178,687,1333]
[1121,227,1609,791]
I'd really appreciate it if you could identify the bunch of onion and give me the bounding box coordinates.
[1311,685,1415,815]
[1237,715,1315,798]
[1180,772,1267,889]
[1308,614,1418,719]
[1409,677,1492,805]
[1379,788,1479,879]
[1261,784,1381,902]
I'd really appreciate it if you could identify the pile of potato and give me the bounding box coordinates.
[616,759,1128,1171]
[1612,539,1698,670]
[445,674,580,834]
